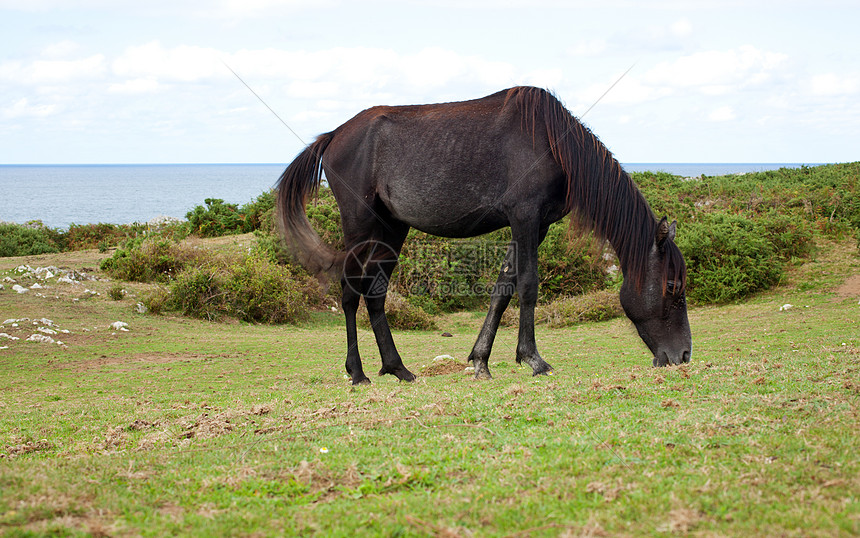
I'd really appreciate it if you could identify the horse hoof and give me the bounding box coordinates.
[474,370,492,380]
[352,377,371,385]
[398,370,417,382]
[378,367,417,382]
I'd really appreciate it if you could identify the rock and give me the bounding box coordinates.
[37,327,58,335]
[30,283,44,290]
[0,333,20,341]
[3,277,16,283]
[779,304,793,311]
[27,334,55,344]
[110,321,130,332]
[135,302,147,314]
[147,215,184,228]
[441,332,453,337]
[12,285,28,294]
[57,276,76,284]
[433,354,455,361]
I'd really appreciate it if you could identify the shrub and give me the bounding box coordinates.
[100,237,201,283]
[759,210,815,260]
[65,223,126,251]
[107,284,125,301]
[186,198,244,238]
[0,222,64,257]
[534,289,623,328]
[167,265,225,321]
[537,219,609,299]
[239,190,276,233]
[677,213,784,304]
[141,287,170,315]
[224,254,322,324]
[358,291,437,331]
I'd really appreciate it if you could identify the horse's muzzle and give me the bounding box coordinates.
[653,349,691,367]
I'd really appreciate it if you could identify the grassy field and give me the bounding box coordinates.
[1,234,858,537]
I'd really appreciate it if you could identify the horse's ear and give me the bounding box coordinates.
[656,217,676,246]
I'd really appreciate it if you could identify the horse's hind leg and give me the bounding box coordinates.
[468,242,518,379]
[357,223,416,382]
[342,280,370,385]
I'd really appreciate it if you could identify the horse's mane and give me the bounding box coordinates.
[505,86,686,294]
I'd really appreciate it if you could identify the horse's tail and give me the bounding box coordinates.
[276,132,343,279]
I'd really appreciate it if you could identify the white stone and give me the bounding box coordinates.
[12,285,28,294]
[779,303,793,311]
[110,321,129,331]
[57,276,76,284]
[135,303,147,314]
[37,327,58,335]
[30,283,43,290]
[0,333,20,341]
[26,334,55,344]
[433,354,455,361]
[3,277,16,283]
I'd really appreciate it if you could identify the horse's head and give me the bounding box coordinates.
[619,217,692,367]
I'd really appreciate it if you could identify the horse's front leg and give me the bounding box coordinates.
[468,242,518,379]
[512,223,553,376]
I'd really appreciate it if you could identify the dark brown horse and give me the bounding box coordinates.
[277,86,691,384]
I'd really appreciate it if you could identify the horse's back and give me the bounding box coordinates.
[322,88,566,237]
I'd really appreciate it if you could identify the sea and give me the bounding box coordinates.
[0,163,820,230]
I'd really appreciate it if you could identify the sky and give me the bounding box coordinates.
[1,0,858,165]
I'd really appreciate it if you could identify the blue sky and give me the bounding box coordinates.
[1,0,858,164]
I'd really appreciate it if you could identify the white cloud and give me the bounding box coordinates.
[2,97,57,119]
[567,39,608,57]
[810,73,859,96]
[41,40,82,59]
[708,105,736,122]
[112,42,221,82]
[644,45,787,92]
[108,78,161,94]
[670,18,693,37]
[0,54,107,84]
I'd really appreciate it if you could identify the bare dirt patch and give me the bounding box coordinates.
[835,274,860,298]
[63,352,210,373]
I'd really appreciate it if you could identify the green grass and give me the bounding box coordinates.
[1,239,858,537]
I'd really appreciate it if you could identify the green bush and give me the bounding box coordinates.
[100,237,200,283]
[186,198,244,238]
[167,265,225,321]
[0,222,64,257]
[537,219,609,299]
[534,289,622,328]
[65,223,128,251]
[677,213,784,304]
[224,254,321,324]
[358,291,437,331]
[107,284,125,301]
